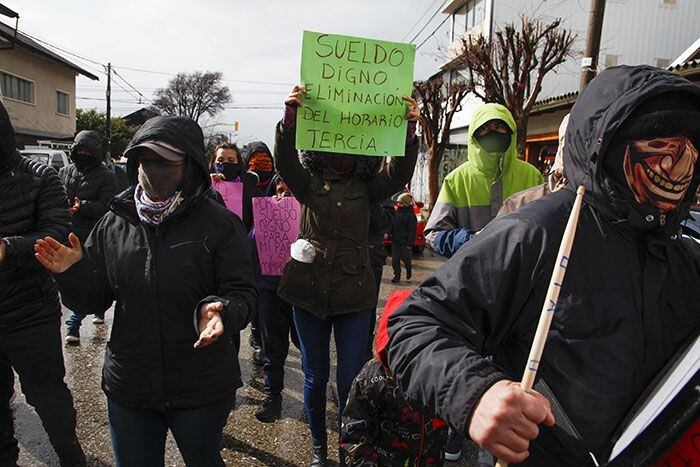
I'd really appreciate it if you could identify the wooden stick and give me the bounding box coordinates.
[496,185,586,467]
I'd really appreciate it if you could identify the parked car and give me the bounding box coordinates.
[384,193,427,254]
[20,149,70,172]
[681,207,700,243]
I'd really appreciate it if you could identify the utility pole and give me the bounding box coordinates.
[105,62,112,158]
[579,0,606,92]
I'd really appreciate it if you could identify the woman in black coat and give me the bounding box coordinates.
[35,116,259,467]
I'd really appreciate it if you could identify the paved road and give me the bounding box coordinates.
[13,250,478,466]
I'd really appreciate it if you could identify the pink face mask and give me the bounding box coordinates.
[623,136,698,212]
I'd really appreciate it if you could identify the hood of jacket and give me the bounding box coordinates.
[124,116,210,199]
[243,141,273,167]
[467,103,518,181]
[375,289,413,368]
[70,130,105,169]
[0,100,20,173]
[563,65,700,235]
[265,172,283,197]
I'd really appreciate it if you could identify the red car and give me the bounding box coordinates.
[384,197,427,254]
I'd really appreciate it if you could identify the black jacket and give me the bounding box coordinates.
[59,131,119,241]
[0,102,71,333]
[387,66,700,465]
[56,116,259,410]
[389,205,416,247]
[275,122,418,319]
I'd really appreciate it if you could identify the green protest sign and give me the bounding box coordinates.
[296,30,416,157]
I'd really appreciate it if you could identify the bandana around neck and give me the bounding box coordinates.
[134,184,183,226]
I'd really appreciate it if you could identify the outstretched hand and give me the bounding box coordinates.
[194,302,224,349]
[34,233,83,273]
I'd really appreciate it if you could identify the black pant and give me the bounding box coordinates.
[259,290,297,397]
[391,244,412,280]
[0,319,85,466]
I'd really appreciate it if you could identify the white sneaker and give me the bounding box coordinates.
[92,315,105,324]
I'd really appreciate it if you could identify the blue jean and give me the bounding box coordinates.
[108,394,235,467]
[293,307,371,446]
[65,310,104,330]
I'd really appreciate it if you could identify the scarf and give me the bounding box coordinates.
[134,184,182,226]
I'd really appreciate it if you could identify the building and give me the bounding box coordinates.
[428,0,699,179]
[122,107,159,128]
[0,16,99,148]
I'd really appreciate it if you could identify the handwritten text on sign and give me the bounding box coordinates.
[253,197,301,276]
[213,180,243,219]
[297,31,415,157]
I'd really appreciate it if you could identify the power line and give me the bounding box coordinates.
[409,0,449,44]
[416,12,452,50]
[113,65,294,86]
[401,0,443,42]
[112,67,154,105]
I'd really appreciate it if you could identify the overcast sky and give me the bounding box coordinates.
[11,0,455,147]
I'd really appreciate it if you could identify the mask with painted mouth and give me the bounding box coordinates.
[622,136,698,212]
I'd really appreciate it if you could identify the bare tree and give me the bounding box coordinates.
[151,71,231,123]
[452,16,575,155]
[415,71,471,206]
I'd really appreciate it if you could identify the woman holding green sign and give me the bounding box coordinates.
[274,84,419,466]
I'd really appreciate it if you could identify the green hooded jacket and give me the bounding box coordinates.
[425,103,543,249]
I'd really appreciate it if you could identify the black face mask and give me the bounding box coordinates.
[476,131,512,154]
[138,159,185,200]
[74,154,96,172]
[215,162,241,180]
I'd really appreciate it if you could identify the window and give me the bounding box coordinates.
[56,90,69,116]
[451,0,486,41]
[604,54,619,68]
[0,70,34,103]
[656,58,670,69]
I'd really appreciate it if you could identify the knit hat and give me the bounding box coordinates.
[609,91,700,150]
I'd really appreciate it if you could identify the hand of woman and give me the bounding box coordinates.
[285,85,307,107]
[403,96,420,122]
[211,173,225,183]
[34,233,84,273]
[194,301,224,349]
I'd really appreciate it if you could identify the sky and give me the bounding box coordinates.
[9,0,455,147]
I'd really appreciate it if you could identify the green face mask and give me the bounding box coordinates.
[476,131,511,154]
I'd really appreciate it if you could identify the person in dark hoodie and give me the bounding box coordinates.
[388,193,417,284]
[34,116,259,466]
[0,101,86,466]
[60,130,119,342]
[244,141,276,193]
[249,174,300,422]
[340,290,448,466]
[387,65,700,466]
[275,85,419,467]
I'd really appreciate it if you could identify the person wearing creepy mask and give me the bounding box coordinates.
[387,65,700,466]
[275,85,419,467]
[243,141,276,192]
[59,130,120,343]
[34,116,259,466]
[497,114,570,217]
[424,104,543,259]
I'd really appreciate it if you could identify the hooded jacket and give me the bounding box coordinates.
[59,130,119,242]
[55,116,259,410]
[424,104,543,257]
[389,204,417,247]
[274,121,418,320]
[0,102,71,333]
[341,290,448,466]
[243,141,275,191]
[387,66,700,465]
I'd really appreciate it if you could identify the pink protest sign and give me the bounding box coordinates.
[253,197,301,276]
[213,180,243,219]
